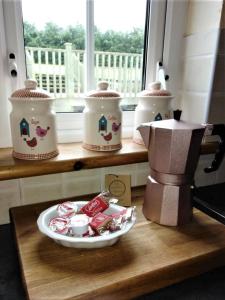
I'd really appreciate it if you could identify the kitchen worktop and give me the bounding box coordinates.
[10,187,225,300]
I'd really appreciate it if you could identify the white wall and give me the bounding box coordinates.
[208,18,225,123]
[180,0,223,123]
[0,162,150,224]
[1,154,225,224]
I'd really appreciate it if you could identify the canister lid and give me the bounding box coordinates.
[10,79,52,99]
[86,81,121,98]
[139,81,171,96]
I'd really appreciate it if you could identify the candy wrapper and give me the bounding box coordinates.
[48,194,136,238]
[79,191,118,217]
[49,217,69,235]
[110,207,136,222]
[122,207,136,222]
[110,207,136,232]
[90,212,113,234]
[109,215,124,232]
[57,201,78,218]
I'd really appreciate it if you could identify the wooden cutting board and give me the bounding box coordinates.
[10,188,225,300]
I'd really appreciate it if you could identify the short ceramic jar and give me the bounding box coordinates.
[83,81,122,151]
[9,79,58,160]
[133,81,173,144]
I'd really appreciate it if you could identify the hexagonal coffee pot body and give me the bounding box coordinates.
[143,176,192,226]
[138,119,205,176]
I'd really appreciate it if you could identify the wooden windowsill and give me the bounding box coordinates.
[0,139,218,181]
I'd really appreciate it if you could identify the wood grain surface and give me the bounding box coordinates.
[0,139,147,181]
[10,188,225,300]
[0,140,218,181]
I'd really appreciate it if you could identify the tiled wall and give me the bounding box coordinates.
[185,0,223,35]
[179,0,225,189]
[208,28,225,123]
[1,155,224,225]
[0,163,149,224]
[180,31,217,123]
[180,0,223,123]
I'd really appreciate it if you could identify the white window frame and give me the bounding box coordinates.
[162,0,188,109]
[144,0,167,85]
[0,0,187,146]
[0,0,11,147]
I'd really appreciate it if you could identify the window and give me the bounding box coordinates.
[21,0,147,113]
[0,0,186,147]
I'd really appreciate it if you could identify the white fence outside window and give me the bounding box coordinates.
[25,43,143,106]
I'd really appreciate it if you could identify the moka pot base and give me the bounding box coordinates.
[143,176,192,226]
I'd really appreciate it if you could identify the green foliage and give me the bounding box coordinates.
[24,22,144,54]
[23,22,40,47]
[95,27,143,54]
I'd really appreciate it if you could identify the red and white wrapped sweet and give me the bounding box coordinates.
[110,207,135,221]
[90,212,113,234]
[79,191,113,217]
[110,209,127,219]
[47,194,135,239]
[48,217,69,235]
[57,201,78,218]
[110,207,136,231]
[122,207,136,222]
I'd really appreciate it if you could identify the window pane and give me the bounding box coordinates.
[22,0,85,112]
[94,0,146,110]
[22,0,146,112]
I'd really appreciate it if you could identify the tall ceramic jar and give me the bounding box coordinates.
[133,81,173,144]
[9,79,58,160]
[83,81,122,151]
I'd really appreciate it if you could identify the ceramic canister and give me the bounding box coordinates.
[133,81,173,145]
[83,81,122,151]
[9,79,58,160]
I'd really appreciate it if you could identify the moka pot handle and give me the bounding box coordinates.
[205,124,225,173]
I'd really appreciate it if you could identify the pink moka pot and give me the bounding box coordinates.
[137,111,225,226]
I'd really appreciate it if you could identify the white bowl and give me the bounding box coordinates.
[37,201,136,249]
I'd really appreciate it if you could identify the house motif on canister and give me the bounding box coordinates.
[98,115,107,132]
[20,118,30,137]
[154,113,162,121]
